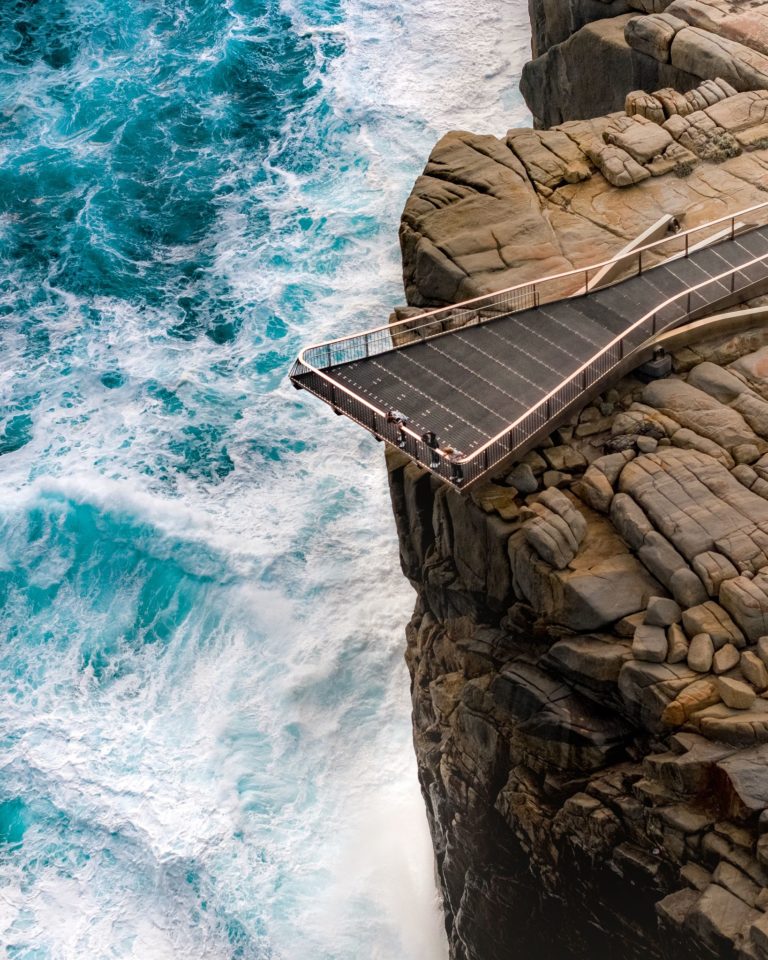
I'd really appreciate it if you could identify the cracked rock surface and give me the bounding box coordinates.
[523,0,768,128]
[400,79,768,308]
[390,327,768,959]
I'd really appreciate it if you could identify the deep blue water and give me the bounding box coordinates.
[0,1,529,956]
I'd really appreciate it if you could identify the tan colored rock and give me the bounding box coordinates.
[732,444,761,465]
[692,551,739,598]
[626,90,665,123]
[758,636,768,667]
[731,346,768,389]
[585,141,652,188]
[687,361,750,403]
[685,883,760,952]
[713,642,741,674]
[698,704,768,745]
[663,109,740,160]
[737,123,768,150]
[667,622,689,663]
[544,445,587,472]
[662,677,720,725]
[642,379,761,450]
[523,510,579,570]
[619,448,768,571]
[646,596,682,627]
[670,566,709,609]
[633,623,669,663]
[590,450,636,486]
[573,466,615,513]
[683,603,745,648]
[712,861,762,909]
[610,492,653,550]
[510,516,664,632]
[741,651,768,692]
[687,633,714,673]
[705,90,768,133]
[655,85,693,116]
[506,129,590,193]
[720,572,768,642]
[731,392,768,441]
[624,15,683,64]
[718,677,757,710]
[672,27,768,92]
[603,115,674,164]
[638,531,689,593]
[669,427,733,467]
[539,487,589,543]
[620,658,696,730]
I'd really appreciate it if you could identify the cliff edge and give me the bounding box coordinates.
[391,6,768,958]
[523,0,768,127]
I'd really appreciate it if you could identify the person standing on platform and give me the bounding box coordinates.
[386,409,408,448]
[442,446,464,485]
[421,431,441,469]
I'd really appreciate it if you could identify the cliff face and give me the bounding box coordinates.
[391,7,768,957]
[391,323,768,960]
[522,1,768,127]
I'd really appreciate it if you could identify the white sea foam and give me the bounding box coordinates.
[0,0,533,957]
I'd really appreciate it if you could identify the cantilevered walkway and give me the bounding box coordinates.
[290,203,768,490]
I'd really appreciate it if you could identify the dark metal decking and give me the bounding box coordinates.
[291,206,768,490]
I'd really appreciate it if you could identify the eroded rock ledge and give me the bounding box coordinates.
[392,46,768,960]
[523,0,768,128]
[392,326,768,960]
[401,78,768,309]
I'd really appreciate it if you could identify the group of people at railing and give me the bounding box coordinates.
[386,410,465,484]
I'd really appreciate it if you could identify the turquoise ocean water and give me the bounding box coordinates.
[0,2,529,956]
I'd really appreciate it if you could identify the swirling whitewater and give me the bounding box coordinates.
[0,0,530,956]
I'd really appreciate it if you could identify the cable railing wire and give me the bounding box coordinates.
[290,205,768,488]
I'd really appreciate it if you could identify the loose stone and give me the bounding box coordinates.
[688,633,714,673]
[741,651,768,692]
[713,643,740,675]
[718,677,757,710]
[646,596,682,627]
[632,624,668,663]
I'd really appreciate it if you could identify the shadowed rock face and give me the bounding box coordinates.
[523,1,768,128]
[390,328,768,959]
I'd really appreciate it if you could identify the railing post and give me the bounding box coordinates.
[584,269,590,293]
[325,344,332,368]
[364,333,370,358]
[687,292,691,315]
[638,250,642,276]
[685,232,689,257]
[731,217,736,241]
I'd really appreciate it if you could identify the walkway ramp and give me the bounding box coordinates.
[290,205,768,490]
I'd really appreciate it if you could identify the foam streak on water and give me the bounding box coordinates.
[0,0,530,956]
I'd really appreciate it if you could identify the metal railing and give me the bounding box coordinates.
[290,201,768,488]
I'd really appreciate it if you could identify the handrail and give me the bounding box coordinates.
[291,206,768,487]
[295,198,768,366]
[459,248,768,463]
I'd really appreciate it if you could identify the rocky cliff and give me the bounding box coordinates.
[523,1,768,127]
[390,8,768,958]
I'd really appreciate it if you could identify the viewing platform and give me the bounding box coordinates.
[290,203,768,491]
